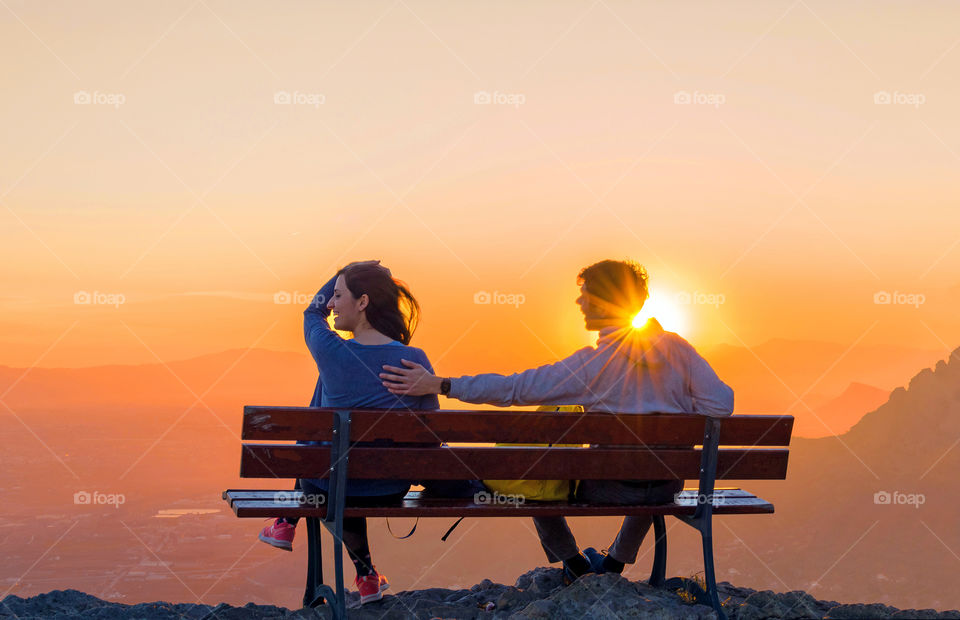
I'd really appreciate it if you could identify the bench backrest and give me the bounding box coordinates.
[239,407,793,482]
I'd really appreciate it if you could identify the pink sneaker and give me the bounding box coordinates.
[355,568,388,604]
[258,518,295,551]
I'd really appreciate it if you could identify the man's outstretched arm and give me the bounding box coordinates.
[381,352,594,407]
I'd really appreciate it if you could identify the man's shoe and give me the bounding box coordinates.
[584,547,624,574]
[258,518,295,551]
[561,553,594,586]
[356,569,387,604]
[583,547,607,574]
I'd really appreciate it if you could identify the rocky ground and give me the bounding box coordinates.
[3,568,959,619]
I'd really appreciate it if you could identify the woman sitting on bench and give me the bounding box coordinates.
[257,260,439,605]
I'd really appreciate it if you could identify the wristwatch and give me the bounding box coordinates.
[440,377,451,395]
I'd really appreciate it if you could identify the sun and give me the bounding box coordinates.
[632,291,688,335]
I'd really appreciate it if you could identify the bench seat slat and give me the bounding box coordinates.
[242,407,794,447]
[224,489,773,518]
[221,488,760,506]
[239,445,790,480]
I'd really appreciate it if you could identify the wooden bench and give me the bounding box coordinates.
[223,406,793,620]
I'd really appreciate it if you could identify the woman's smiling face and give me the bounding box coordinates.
[327,274,367,332]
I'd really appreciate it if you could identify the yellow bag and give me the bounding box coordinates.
[483,405,583,502]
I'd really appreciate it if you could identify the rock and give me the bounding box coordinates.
[285,609,327,619]
[736,590,827,619]
[442,589,474,603]
[471,578,497,593]
[446,591,488,607]
[494,588,535,611]
[0,590,110,617]
[407,587,455,602]
[522,573,715,620]
[197,602,293,619]
[515,599,557,618]
[891,610,944,620]
[513,571,534,591]
[516,567,564,596]
[825,603,900,618]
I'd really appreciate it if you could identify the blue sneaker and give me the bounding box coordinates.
[583,547,607,574]
[561,553,594,586]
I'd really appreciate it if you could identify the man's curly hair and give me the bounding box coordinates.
[577,259,649,318]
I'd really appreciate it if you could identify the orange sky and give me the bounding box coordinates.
[1,1,959,371]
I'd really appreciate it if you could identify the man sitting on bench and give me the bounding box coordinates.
[380,259,734,582]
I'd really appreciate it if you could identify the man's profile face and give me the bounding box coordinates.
[576,283,605,326]
[577,281,639,331]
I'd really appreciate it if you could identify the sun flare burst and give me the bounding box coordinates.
[632,291,688,335]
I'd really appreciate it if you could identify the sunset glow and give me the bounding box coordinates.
[632,292,689,336]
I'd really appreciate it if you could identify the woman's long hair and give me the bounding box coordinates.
[337,263,420,345]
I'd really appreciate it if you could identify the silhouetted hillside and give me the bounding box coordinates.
[804,382,889,437]
[5,569,960,619]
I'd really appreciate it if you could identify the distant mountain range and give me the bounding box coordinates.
[805,382,889,436]
[1,339,945,438]
[0,348,318,412]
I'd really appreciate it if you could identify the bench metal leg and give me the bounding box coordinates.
[303,517,342,616]
[698,518,726,620]
[313,409,350,620]
[301,410,352,619]
[328,518,346,619]
[648,515,668,587]
[677,416,726,620]
[303,517,326,608]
